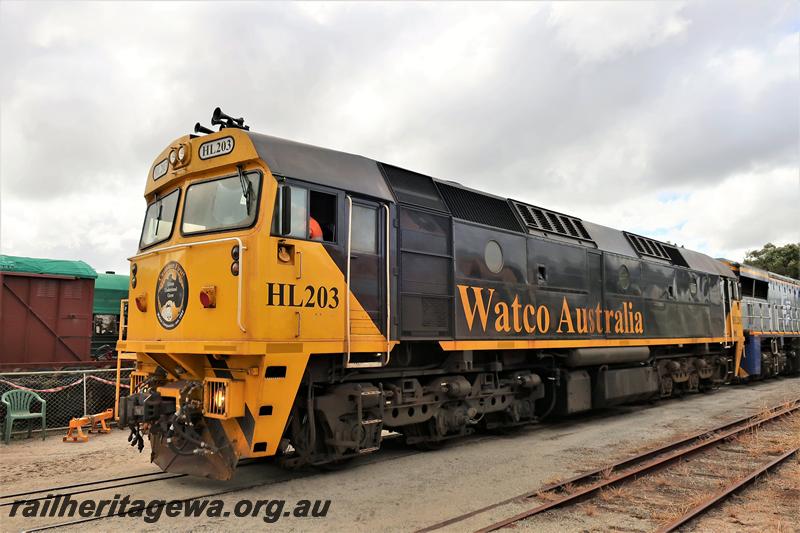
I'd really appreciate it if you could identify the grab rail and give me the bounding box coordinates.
[384,203,391,365]
[345,196,353,360]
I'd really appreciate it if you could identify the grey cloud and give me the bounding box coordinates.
[1,1,798,272]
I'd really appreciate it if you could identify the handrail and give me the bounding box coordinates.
[727,280,735,342]
[384,203,391,366]
[118,298,128,341]
[345,197,353,362]
[343,198,391,368]
[721,281,730,347]
[128,237,247,332]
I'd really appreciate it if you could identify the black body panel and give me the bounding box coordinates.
[450,219,724,341]
[398,207,454,338]
[246,131,736,344]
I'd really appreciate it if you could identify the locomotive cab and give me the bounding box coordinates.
[119,112,395,479]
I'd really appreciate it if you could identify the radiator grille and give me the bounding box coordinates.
[512,201,592,242]
[381,164,449,212]
[422,297,449,328]
[436,183,523,232]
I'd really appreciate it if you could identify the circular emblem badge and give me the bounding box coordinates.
[155,261,188,329]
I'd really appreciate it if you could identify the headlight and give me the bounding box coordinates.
[169,150,177,164]
[178,145,186,162]
[213,388,225,411]
[203,378,244,419]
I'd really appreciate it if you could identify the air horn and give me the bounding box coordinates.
[211,107,249,130]
[194,122,214,134]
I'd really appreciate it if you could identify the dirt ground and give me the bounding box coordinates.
[1,376,798,532]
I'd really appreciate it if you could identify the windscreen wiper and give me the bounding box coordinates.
[154,198,163,235]
[237,164,251,215]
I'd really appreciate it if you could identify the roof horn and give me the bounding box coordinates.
[194,122,213,134]
[211,107,249,131]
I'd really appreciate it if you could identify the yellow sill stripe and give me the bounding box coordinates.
[439,336,733,351]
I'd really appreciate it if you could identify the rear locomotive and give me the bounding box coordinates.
[722,262,800,377]
[118,109,799,480]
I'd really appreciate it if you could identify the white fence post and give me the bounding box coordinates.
[83,373,88,417]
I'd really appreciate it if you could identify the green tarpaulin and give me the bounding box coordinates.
[0,254,98,279]
[93,273,130,314]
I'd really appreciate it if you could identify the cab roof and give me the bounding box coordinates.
[246,132,395,202]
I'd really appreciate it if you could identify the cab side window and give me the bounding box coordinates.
[274,184,337,242]
[288,186,308,239]
[310,190,337,242]
[351,204,377,253]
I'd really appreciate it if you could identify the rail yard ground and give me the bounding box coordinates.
[1,377,797,532]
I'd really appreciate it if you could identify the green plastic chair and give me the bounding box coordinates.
[2,389,47,444]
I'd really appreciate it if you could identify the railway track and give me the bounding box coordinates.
[1,437,425,532]
[419,398,800,533]
[0,471,184,507]
[4,397,797,531]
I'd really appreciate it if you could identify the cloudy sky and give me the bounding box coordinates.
[1,1,798,274]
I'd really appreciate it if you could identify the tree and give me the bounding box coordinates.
[743,242,800,278]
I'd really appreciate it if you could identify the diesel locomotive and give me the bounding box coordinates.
[118,109,800,480]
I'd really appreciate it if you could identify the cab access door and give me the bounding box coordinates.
[345,196,390,367]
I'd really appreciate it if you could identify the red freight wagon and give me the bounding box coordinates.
[0,255,98,369]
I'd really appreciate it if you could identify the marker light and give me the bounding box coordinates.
[231,245,240,261]
[169,150,177,165]
[199,286,217,308]
[135,293,147,312]
[178,145,186,162]
[230,261,239,276]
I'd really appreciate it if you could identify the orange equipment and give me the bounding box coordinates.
[63,409,114,442]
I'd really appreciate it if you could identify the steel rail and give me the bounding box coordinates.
[0,471,181,502]
[654,445,800,533]
[474,401,799,533]
[417,398,800,533]
[0,473,186,508]
[0,457,271,508]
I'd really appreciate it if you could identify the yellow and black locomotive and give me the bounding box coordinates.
[118,109,800,479]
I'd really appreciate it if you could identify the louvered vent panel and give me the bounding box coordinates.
[549,213,567,234]
[511,201,594,243]
[574,220,591,239]
[562,217,578,236]
[532,207,553,231]
[624,232,672,261]
[436,183,523,232]
[517,207,535,225]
